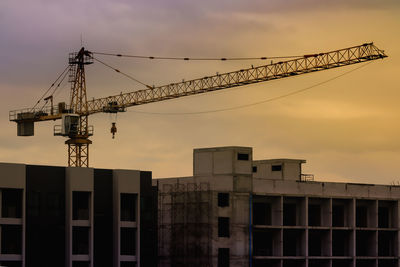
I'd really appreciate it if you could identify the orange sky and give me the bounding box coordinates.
[0,0,399,184]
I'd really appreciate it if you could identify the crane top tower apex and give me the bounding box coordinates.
[69,47,93,65]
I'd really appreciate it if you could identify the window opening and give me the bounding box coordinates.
[120,227,136,255]
[218,248,229,267]
[121,193,137,222]
[72,227,89,255]
[308,204,321,226]
[218,193,229,207]
[272,165,282,172]
[2,189,22,218]
[73,192,90,220]
[356,206,368,227]
[218,217,230,237]
[237,153,249,161]
[1,225,22,254]
[378,206,389,228]
[283,203,297,226]
[253,202,271,225]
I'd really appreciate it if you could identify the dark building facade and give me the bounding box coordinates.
[0,163,157,267]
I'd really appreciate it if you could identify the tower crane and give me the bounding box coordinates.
[9,43,387,167]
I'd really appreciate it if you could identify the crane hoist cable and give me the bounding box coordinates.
[127,61,373,116]
[92,56,153,89]
[91,51,303,61]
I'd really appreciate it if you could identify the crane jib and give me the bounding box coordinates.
[10,43,386,122]
[86,43,386,115]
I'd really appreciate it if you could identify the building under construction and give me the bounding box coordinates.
[155,146,400,267]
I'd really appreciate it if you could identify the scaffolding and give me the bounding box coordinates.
[159,182,212,267]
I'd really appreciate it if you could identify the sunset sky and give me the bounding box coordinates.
[0,0,399,183]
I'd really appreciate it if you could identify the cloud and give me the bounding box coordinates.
[213,0,400,14]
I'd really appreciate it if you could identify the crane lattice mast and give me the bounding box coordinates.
[66,48,93,167]
[9,43,387,167]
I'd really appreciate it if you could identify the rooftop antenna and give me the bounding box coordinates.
[80,34,83,47]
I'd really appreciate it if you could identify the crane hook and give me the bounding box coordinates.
[110,122,117,139]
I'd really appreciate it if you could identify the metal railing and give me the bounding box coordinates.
[9,104,73,122]
[54,124,94,137]
[301,174,315,182]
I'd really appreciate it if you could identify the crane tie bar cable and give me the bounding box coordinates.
[91,51,302,61]
[49,66,70,97]
[31,65,70,111]
[92,57,153,89]
[127,61,373,115]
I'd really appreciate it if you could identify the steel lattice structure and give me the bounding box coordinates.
[66,48,92,167]
[86,43,386,114]
[9,43,387,167]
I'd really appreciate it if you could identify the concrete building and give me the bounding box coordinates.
[1,146,399,267]
[155,146,400,267]
[0,163,157,267]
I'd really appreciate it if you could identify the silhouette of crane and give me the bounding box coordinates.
[9,43,387,167]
